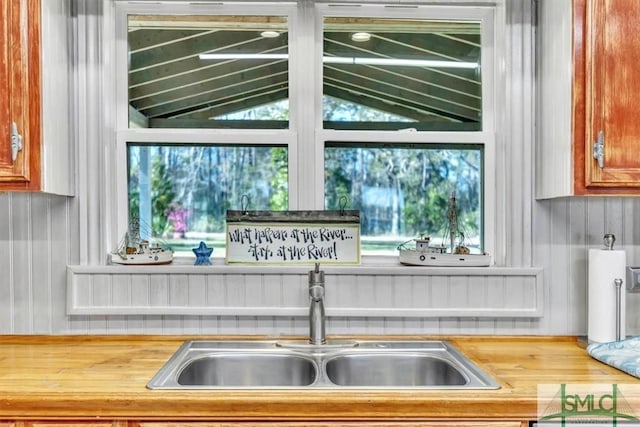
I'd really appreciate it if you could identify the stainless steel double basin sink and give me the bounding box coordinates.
[147,340,500,390]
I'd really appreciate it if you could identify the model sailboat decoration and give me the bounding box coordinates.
[398,192,490,267]
[111,216,174,265]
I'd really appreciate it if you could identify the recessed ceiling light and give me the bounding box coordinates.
[260,30,280,38]
[199,53,478,69]
[351,32,371,42]
[200,53,288,60]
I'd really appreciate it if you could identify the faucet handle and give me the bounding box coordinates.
[308,263,325,300]
[309,263,324,286]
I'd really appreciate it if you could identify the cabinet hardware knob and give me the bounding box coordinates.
[10,122,23,162]
[593,130,604,169]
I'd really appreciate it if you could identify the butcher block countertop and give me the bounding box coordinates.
[0,335,636,422]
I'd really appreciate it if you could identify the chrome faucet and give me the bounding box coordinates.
[308,263,326,345]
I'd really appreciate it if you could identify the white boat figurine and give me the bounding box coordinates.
[111,217,174,265]
[398,192,490,267]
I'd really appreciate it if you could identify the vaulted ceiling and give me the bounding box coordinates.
[127,16,482,131]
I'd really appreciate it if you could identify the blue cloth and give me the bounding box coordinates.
[587,336,640,379]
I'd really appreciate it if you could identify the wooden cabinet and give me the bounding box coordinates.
[536,0,640,198]
[0,422,530,427]
[131,422,525,427]
[0,423,123,427]
[0,422,527,427]
[0,422,529,427]
[21,423,123,427]
[0,0,73,195]
[0,0,36,188]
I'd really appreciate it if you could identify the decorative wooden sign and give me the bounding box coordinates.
[225,210,361,264]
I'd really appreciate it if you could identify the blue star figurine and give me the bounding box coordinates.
[193,241,213,265]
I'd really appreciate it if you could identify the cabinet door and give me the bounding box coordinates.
[21,423,123,427]
[0,0,41,190]
[579,0,640,191]
[132,422,524,427]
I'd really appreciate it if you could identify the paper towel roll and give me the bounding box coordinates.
[588,249,626,343]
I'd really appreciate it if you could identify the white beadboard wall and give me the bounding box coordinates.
[3,0,640,336]
[66,265,544,322]
[4,193,640,335]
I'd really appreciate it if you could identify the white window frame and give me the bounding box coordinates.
[107,0,500,265]
[112,2,300,247]
[310,3,496,257]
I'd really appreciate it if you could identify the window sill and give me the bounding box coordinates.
[68,255,539,276]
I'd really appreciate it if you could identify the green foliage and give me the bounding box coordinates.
[129,145,289,237]
[127,150,175,236]
[269,147,289,210]
[151,158,175,236]
[325,145,481,242]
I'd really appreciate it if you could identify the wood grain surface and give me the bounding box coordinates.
[0,335,634,421]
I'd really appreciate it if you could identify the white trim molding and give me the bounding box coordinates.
[67,265,543,318]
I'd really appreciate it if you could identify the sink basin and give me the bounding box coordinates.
[147,340,499,390]
[177,353,317,387]
[325,353,467,387]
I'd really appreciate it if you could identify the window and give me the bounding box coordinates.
[115,1,495,259]
[325,143,483,255]
[322,16,482,131]
[127,144,288,254]
[127,12,290,129]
